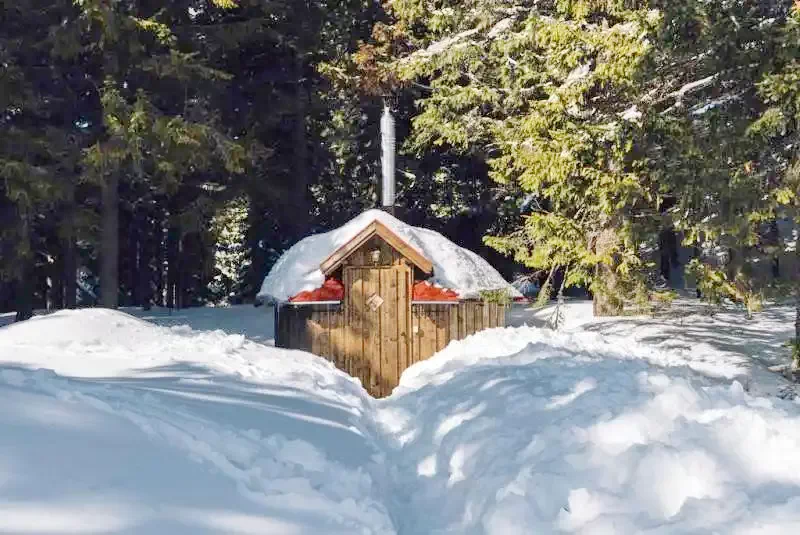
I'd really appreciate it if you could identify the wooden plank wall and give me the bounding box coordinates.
[409,302,506,365]
[276,300,506,397]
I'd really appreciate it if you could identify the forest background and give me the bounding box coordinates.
[2,0,800,349]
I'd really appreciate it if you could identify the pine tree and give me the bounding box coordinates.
[748,3,800,365]
[643,0,792,314]
[362,1,663,314]
[72,0,247,309]
[209,195,250,303]
[0,0,86,319]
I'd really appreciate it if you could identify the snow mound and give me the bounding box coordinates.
[0,308,158,351]
[4,305,800,534]
[379,325,800,534]
[0,308,394,534]
[257,209,520,302]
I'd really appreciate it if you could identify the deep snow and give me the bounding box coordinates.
[1,302,800,534]
[257,209,521,302]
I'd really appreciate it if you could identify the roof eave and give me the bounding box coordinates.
[319,220,434,276]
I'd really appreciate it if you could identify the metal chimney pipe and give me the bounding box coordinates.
[380,102,396,210]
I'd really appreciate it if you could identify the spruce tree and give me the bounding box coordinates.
[749,3,800,364]
[361,0,663,314]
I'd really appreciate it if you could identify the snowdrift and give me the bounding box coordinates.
[381,325,800,534]
[2,306,800,534]
[0,309,394,534]
[257,209,521,302]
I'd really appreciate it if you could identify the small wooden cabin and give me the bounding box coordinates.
[260,211,518,397]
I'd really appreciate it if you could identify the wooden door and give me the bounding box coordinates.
[344,265,411,396]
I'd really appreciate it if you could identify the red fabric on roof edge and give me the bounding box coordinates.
[412,281,459,301]
[288,278,344,302]
[289,278,461,303]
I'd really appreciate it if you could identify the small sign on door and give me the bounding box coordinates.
[366,293,384,311]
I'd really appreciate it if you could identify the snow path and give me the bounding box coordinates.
[2,305,800,534]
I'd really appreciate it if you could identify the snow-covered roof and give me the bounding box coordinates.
[258,209,521,302]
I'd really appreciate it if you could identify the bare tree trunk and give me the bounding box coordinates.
[15,214,34,322]
[592,227,624,317]
[291,49,311,240]
[178,234,187,309]
[63,212,77,309]
[156,213,166,307]
[794,245,800,372]
[48,258,60,311]
[14,274,34,322]
[166,226,179,309]
[100,173,119,308]
[795,296,799,347]
[135,205,153,310]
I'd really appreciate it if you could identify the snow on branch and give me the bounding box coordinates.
[689,90,744,116]
[411,28,480,59]
[402,9,527,63]
[668,74,718,100]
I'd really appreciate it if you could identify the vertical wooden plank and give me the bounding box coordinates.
[397,266,410,380]
[359,271,368,391]
[292,306,300,348]
[419,305,438,362]
[448,304,458,344]
[482,301,491,331]
[310,307,321,356]
[342,272,351,377]
[276,305,286,348]
[330,305,344,371]
[345,267,362,387]
[380,268,399,395]
[303,307,314,352]
[281,305,291,348]
[435,305,447,352]
[412,305,421,364]
[465,301,475,336]
[365,269,382,395]
[287,306,296,349]
[321,305,331,358]
[291,306,305,351]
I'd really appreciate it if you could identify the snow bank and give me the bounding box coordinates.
[379,325,800,534]
[3,305,800,534]
[508,299,796,397]
[0,308,395,534]
[257,209,520,302]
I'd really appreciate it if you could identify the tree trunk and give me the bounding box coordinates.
[592,228,624,317]
[14,273,34,322]
[291,49,311,240]
[166,226,179,309]
[155,214,166,307]
[48,258,61,311]
[245,199,266,299]
[15,215,34,322]
[795,295,799,348]
[794,245,800,372]
[178,234,188,309]
[135,206,153,310]
[63,197,77,309]
[63,232,77,309]
[100,173,119,308]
